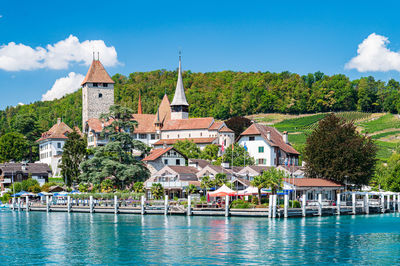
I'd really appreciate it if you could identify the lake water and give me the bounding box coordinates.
[1,210,400,265]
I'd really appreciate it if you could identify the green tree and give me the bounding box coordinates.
[212,173,227,188]
[60,130,87,186]
[21,178,39,191]
[304,113,377,185]
[224,116,252,138]
[200,144,219,161]
[174,140,201,159]
[251,168,284,202]
[0,132,28,162]
[200,176,213,193]
[79,105,150,188]
[187,184,197,195]
[222,143,254,166]
[11,113,42,162]
[151,183,164,199]
[133,182,144,193]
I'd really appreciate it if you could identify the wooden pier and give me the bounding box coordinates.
[9,193,400,218]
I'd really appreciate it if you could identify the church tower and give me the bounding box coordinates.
[170,54,189,120]
[81,58,115,130]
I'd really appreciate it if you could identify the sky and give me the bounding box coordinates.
[1,0,400,108]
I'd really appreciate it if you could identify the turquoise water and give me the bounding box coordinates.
[1,210,400,265]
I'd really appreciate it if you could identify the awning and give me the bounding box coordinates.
[208,184,236,197]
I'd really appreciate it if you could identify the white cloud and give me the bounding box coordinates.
[42,72,85,101]
[0,35,118,71]
[17,102,24,106]
[345,33,400,72]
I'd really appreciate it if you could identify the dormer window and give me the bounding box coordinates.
[93,83,98,87]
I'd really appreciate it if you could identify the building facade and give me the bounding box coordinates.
[142,147,187,175]
[37,118,74,176]
[237,123,300,167]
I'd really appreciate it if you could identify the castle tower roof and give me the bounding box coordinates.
[170,55,189,107]
[81,59,115,86]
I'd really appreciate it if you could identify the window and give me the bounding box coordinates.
[200,132,202,137]
[151,134,156,140]
[177,134,180,138]
[176,159,180,165]
[57,143,61,149]
[139,134,147,139]
[164,159,168,165]
[98,93,103,98]
[258,146,264,153]
[103,83,108,87]
[93,83,98,87]
[257,158,266,165]
[249,136,255,141]
[189,134,191,138]
[167,135,169,139]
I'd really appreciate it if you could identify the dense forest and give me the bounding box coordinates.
[1,70,400,136]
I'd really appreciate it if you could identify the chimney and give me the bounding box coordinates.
[267,131,271,141]
[283,131,289,144]
[57,118,61,125]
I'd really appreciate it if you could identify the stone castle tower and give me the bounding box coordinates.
[81,59,115,130]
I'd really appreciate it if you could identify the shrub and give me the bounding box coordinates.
[79,183,89,193]
[289,200,301,208]
[41,182,58,192]
[0,193,10,203]
[21,178,39,191]
[101,179,113,193]
[231,199,255,209]
[11,182,23,193]
[28,184,41,193]
[251,196,259,205]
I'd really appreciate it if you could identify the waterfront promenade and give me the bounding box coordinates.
[10,192,400,218]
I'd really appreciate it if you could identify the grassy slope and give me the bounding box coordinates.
[251,112,399,162]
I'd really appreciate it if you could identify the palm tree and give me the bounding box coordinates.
[133,182,144,193]
[251,168,284,204]
[151,183,164,199]
[213,173,227,188]
[187,184,197,195]
[200,176,212,195]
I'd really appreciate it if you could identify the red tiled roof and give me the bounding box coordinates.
[153,137,217,146]
[142,147,174,161]
[284,178,342,187]
[219,125,234,133]
[81,60,115,86]
[209,121,223,130]
[162,117,214,131]
[132,114,156,133]
[86,114,157,134]
[168,165,199,175]
[38,120,73,142]
[241,123,300,155]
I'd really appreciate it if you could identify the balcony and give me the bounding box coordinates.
[146,181,189,189]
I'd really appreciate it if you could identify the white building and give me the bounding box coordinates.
[237,123,300,167]
[142,146,187,175]
[37,118,73,176]
[84,55,235,151]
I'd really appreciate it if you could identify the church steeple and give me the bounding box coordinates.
[170,53,189,120]
[137,90,143,114]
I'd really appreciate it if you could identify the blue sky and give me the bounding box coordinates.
[1,0,400,108]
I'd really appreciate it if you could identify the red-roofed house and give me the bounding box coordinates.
[38,118,73,176]
[237,123,300,167]
[142,147,187,174]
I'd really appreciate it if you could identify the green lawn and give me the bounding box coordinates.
[274,114,326,132]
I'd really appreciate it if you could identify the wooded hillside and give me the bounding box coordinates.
[1,70,400,135]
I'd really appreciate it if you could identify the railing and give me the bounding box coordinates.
[145,181,189,188]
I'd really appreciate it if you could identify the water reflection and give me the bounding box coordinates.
[1,211,400,264]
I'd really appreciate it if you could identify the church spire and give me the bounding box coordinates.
[170,53,189,120]
[170,53,189,107]
[137,90,143,114]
